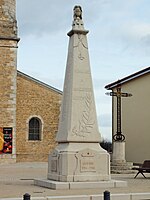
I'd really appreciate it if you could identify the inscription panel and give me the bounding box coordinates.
[51,160,57,172]
[80,158,96,172]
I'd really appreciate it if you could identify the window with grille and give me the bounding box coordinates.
[28,117,41,140]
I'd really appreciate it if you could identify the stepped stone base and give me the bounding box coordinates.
[34,179,127,190]
[111,162,135,174]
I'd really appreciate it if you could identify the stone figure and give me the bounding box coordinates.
[73,5,82,20]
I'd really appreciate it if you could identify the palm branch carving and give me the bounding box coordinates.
[72,93,95,137]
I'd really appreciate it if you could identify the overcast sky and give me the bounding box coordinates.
[16,0,150,141]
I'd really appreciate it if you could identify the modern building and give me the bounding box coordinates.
[0,0,62,163]
[105,67,150,163]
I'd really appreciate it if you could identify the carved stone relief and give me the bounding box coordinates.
[72,92,95,137]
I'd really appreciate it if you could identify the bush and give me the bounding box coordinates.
[100,140,112,153]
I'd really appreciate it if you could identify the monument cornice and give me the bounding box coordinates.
[67,29,89,37]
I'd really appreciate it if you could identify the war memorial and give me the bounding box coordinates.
[0,1,150,200]
[34,5,127,190]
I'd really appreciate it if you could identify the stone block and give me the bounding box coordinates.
[114,180,128,187]
[131,192,150,200]
[34,179,69,190]
[34,179,127,190]
[111,193,130,200]
[47,196,90,200]
[69,181,114,189]
[92,195,103,200]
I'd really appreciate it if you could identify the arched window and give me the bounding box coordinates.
[28,117,41,140]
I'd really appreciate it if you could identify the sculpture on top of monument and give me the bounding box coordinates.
[73,5,82,20]
[72,5,84,29]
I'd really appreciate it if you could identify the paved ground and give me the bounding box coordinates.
[0,162,150,198]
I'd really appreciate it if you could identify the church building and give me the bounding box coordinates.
[105,67,150,163]
[0,0,62,163]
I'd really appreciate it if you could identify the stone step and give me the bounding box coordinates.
[111,166,132,170]
[110,162,135,174]
[111,169,136,174]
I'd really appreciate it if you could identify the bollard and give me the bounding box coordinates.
[23,193,31,200]
[104,190,110,200]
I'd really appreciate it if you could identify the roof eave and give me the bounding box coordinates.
[17,70,63,95]
[105,67,150,90]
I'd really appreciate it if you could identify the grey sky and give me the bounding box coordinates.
[16,0,150,141]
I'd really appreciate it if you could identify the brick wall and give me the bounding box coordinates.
[16,73,62,162]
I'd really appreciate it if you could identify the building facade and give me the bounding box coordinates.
[0,0,62,163]
[105,67,150,163]
[0,0,19,163]
[16,71,62,162]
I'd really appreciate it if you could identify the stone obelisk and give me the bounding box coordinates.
[47,5,110,183]
[35,5,127,190]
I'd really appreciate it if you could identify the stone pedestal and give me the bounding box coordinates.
[48,143,110,182]
[112,141,126,164]
[111,141,133,173]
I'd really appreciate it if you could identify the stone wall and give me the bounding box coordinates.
[0,41,17,127]
[0,0,17,37]
[16,73,62,162]
[0,0,18,163]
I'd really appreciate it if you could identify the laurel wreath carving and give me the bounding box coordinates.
[72,93,95,137]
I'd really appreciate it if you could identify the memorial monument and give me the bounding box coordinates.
[47,5,110,183]
[35,5,127,189]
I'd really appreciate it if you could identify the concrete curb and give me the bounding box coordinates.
[1,193,150,200]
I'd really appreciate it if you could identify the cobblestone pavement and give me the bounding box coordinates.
[0,162,150,198]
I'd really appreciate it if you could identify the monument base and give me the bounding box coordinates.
[111,162,134,174]
[34,179,127,190]
[112,141,126,164]
[34,143,127,189]
[111,141,134,173]
[47,143,110,182]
